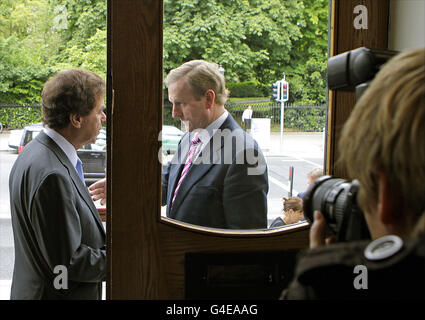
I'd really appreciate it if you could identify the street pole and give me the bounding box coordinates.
[280,100,284,150]
[288,166,294,197]
[275,72,288,153]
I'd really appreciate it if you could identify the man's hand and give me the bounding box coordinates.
[309,211,335,249]
[89,178,106,205]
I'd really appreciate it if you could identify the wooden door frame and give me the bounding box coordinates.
[107,0,390,299]
[327,0,390,176]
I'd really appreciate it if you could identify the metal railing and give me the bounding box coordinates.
[164,101,326,132]
[1,102,327,132]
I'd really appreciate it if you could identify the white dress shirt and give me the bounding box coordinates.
[192,110,228,163]
[43,127,80,173]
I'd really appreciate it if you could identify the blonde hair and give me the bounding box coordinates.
[339,48,425,224]
[165,60,228,105]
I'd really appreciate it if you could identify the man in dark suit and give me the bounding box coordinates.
[9,69,107,299]
[162,60,268,229]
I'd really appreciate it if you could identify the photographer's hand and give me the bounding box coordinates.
[310,211,335,249]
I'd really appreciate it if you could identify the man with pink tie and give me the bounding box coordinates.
[161,60,268,229]
[90,60,268,230]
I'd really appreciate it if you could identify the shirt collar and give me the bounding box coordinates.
[196,110,228,144]
[43,127,79,168]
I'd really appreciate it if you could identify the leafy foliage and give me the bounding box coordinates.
[0,0,106,105]
[227,81,269,98]
[0,106,41,129]
[0,0,328,107]
[164,0,328,104]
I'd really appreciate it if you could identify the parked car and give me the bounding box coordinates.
[8,129,23,151]
[162,125,184,154]
[16,123,106,187]
[13,124,183,186]
[17,123,43,154]
[77,129,106,187]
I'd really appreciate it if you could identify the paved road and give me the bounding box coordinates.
[0,134,16,298]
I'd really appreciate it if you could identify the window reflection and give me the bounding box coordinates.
[162,0,328,230]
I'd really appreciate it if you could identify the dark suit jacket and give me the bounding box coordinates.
[9,131,106,300]
[269,217,286,228]
[162,114,268,229]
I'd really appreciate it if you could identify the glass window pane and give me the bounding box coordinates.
[162,0,328,230]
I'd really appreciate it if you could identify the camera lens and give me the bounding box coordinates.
[304,176,350,233]
[303,176,370,241]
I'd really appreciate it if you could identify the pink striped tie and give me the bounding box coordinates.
[171,134,202,207]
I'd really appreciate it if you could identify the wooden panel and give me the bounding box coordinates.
[107,0,318,299]
[328,0,390,177]
[108,0,166,299]
[159,221,309,299]
[107,0,392,299]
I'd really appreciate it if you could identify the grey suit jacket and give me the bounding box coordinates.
[9,131,106,300]
[162,114,268,229]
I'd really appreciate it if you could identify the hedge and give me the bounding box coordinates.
[0,105,42,129]
[226,81,270,98]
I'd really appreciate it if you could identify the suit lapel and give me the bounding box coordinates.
[36,132,105,232]
[169,114,238,215]
[167,133,189,216]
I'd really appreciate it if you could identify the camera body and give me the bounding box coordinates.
[327,47,397,99]
[307,48,398,242]
[303,176,370,242]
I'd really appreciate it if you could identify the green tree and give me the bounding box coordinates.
[0,0,65,103]
[163,0,328,105]
[0,0,107,104]
[286,0,328,104]
[164,0,303,83]
[49,0,107,79]
[0,0,327,106]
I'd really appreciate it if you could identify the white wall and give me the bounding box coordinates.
[389,0,425,51]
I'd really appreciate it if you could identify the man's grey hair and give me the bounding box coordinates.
[165,60,227,105]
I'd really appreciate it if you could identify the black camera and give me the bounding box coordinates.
[303,48,399,242]
[327,47,398,99]
[303,176,371,242]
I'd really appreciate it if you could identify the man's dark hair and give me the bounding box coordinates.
[41,69,106,130]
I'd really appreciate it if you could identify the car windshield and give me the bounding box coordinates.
[24,128,42,146]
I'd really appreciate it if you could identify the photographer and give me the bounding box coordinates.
[281,48,425,299]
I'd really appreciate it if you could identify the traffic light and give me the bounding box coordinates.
[281,81,289,102]
[272,81,281,101]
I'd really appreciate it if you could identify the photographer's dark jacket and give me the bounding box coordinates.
[280,232,425,299]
